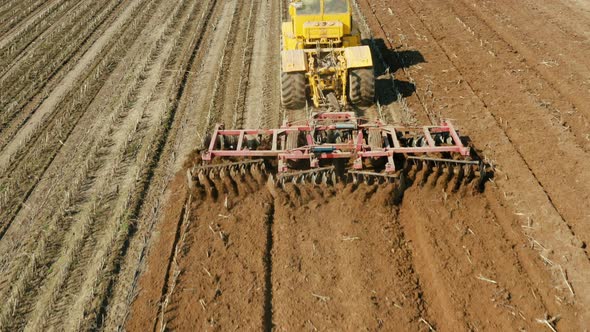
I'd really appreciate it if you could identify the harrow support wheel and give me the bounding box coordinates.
[349,67,375,106]
[281,71,306,109]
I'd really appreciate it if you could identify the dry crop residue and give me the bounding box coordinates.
[1,0,588,330]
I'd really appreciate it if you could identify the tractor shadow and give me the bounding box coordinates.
[363,38,426,106]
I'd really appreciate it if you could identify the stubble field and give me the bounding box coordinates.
[0,0,588,330]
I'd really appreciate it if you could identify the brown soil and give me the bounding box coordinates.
[272,184,425,331]
[1,0,589,330]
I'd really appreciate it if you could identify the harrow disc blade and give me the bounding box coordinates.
[405,155,490,191]
[276,166,337,186]
[311,173,318,184]
[192,159,265,179]
[347,170,399,186]
[229,167,239,178]
[197,171,207,184]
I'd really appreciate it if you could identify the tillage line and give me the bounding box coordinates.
[263,201,275,332]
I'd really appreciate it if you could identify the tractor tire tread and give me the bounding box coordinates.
[281,72,306,109]
[349,68,375,106]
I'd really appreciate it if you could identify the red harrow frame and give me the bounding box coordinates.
[194,112,487,188]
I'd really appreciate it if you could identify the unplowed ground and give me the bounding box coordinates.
[0,0,588,330]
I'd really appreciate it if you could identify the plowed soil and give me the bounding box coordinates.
[0,0,588,330]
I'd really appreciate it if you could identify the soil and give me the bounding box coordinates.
[0,0,589,330]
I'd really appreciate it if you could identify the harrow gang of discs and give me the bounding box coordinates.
[272,166,337,186]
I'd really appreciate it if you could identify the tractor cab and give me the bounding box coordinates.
[290,0,349,16]
[285,0,357,49]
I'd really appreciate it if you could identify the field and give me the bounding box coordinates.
[0,0,588,330]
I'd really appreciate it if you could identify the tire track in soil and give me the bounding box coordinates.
[350,0,414,125]
[522,0,590,39]
[111,0,585,329]
[127,2,432,330]
[425,0,590,257]
[445,0,590,153]
[357,0,590,325]
[407,0,590,290]
[260,0,282,129]
[204,0,258,133]
[271,184,428,331]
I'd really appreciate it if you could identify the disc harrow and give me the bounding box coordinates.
[189,112,490,192]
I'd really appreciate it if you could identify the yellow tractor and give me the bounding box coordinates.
[281,0,375,109]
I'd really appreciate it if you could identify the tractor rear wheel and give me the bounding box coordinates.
[349,68,375,106]
[281,72,306,109]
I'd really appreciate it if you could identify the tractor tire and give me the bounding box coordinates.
[349,68,375,106]
[281,72,306,109]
